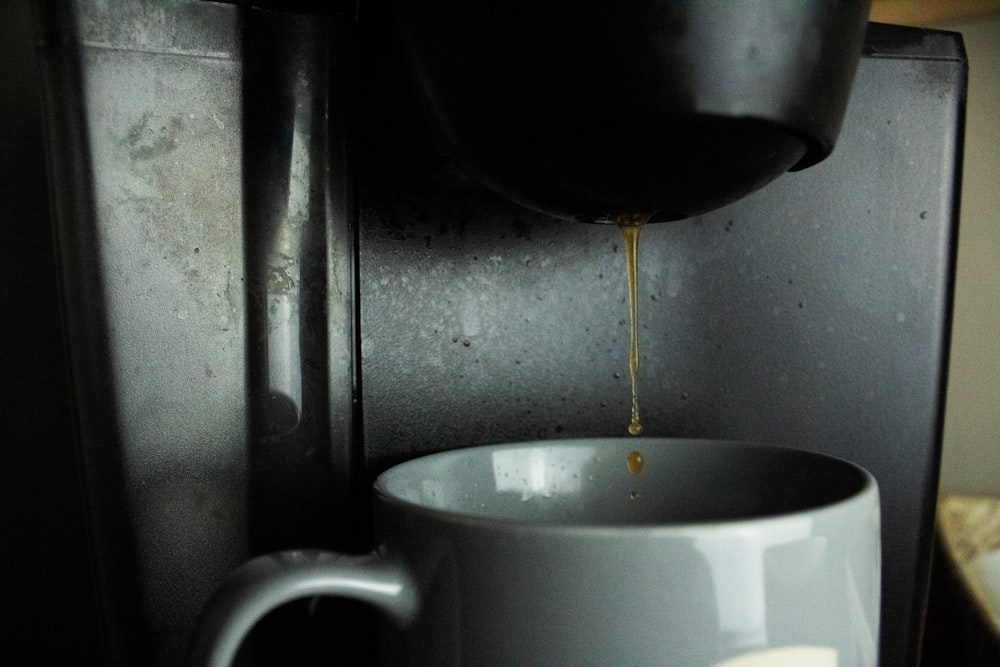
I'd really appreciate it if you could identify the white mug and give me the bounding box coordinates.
[190,438,880,666]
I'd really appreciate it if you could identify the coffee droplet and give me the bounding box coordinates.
[627,450,644,475]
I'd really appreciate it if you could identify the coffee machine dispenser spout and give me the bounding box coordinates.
[393,0,872,223]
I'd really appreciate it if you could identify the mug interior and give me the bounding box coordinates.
[375,439,872,527]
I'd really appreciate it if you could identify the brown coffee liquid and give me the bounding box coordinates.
[627,450,644,475]
[614,213,652,436]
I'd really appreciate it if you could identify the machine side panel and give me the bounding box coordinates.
[37,1,248,663]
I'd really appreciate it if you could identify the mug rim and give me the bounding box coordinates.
[373,437,879,535]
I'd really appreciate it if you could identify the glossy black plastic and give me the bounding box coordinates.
[394,0,871,222]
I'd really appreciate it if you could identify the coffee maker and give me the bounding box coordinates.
[27,0,965,664]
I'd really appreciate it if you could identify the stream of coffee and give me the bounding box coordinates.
[613,212,652,436]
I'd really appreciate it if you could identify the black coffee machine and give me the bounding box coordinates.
[24,0,965,664]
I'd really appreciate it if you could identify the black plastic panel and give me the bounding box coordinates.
[359,24,966,667]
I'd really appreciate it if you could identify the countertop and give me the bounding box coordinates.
[921,494,1000,665]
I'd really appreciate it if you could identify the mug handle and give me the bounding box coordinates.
[187,550,419,667]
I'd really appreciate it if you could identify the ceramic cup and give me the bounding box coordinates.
[189,438,880,666]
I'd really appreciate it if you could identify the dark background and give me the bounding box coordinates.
[0,0,103,661]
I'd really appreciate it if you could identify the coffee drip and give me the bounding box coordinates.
[614,212,652,436]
